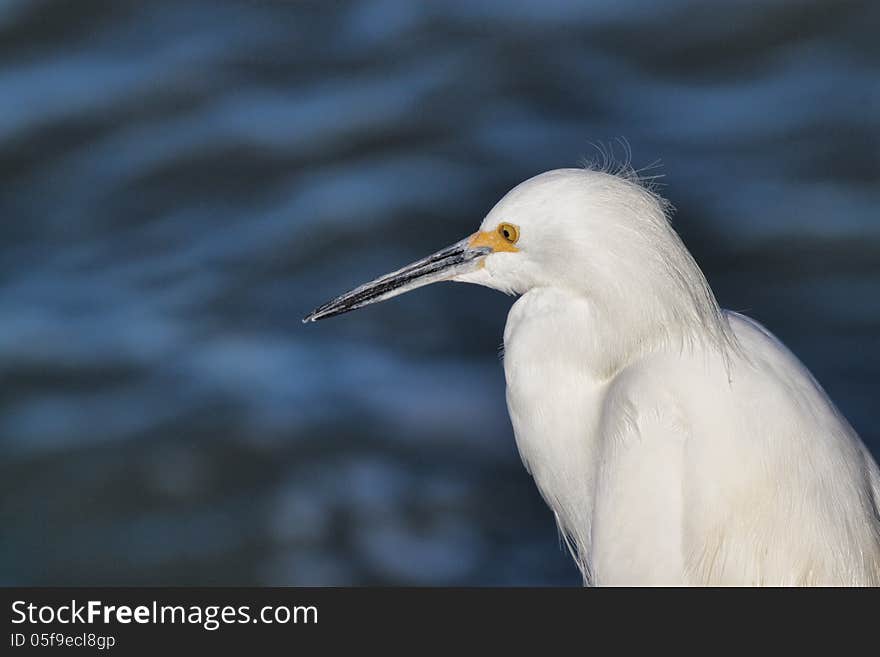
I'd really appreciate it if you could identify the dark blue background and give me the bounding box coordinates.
[1,0,878,585]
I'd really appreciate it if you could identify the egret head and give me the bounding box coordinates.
[304,168,726,348]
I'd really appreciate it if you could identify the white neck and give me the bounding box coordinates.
[502,288,610,583]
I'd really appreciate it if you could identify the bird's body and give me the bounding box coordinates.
[305,166,880,586]
[506,291,880,585]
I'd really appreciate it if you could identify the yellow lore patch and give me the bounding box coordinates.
[468,226,520,253]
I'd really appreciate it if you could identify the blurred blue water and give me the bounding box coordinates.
[0,0,878,585]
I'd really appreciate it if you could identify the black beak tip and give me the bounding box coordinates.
[303,303,343,323]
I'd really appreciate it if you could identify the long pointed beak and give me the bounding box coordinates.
[302,237,491,322]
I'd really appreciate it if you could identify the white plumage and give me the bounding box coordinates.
[305,167,880,586]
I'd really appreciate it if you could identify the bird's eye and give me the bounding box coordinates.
[498,222,519,244]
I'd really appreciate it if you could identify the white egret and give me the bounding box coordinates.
[304,167,880,586]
